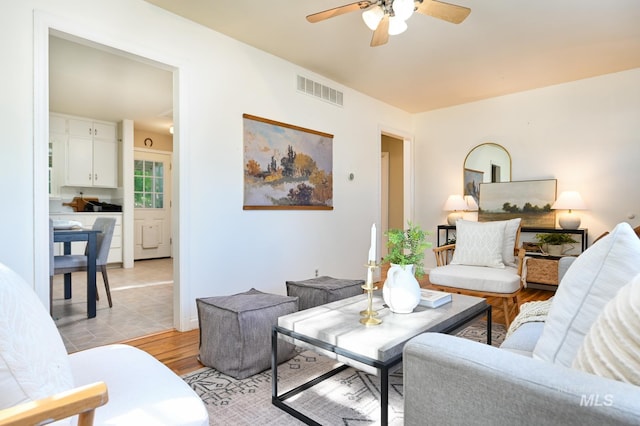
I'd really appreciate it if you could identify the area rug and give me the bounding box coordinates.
[182,320,506,425]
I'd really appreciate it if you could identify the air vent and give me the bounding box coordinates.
[297,75,343,107]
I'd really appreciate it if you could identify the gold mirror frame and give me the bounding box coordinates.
[463,143,511,204]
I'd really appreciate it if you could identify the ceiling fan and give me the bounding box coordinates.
[306,0,471,47]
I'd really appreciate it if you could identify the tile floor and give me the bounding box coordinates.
[52,258,174,353]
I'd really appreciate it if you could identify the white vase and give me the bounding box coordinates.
[545,244,563,256]
[382,264,421,314]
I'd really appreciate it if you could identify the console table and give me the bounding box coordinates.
[437,224,588,252]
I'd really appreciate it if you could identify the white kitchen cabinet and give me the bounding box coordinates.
[63,116,118,188]
[50,213,123,264]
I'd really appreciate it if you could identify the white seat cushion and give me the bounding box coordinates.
[533,222,640,367]
[429,264,521,293]
[500,322,545,357]
[69,344,209,426]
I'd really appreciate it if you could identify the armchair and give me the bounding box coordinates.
[0,262,208,425]
[429,219,526,327]
[0,382,107,426]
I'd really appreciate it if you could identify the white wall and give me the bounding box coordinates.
[414,68,640,269]
[3,1,638,327]
[0,0,412,328]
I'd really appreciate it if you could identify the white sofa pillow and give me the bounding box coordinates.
[0,263,74,410]
[533,222,640,367]
[451,220,506,268]
[502,218,521,267]
[572,272,640,385]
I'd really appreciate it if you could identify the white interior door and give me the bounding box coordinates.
[133,150,172,260]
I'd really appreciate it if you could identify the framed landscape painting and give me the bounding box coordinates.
[463,168,483,206]
[242,114,333,210]
[478,179,557,227]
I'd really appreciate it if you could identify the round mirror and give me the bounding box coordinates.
[463,143,511,204]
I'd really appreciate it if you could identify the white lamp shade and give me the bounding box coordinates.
[552,191,587,211]
[362,6,384,30]
[388,16,408,35]
[464,195,479,212]
[552,191,587,229]
[443,195,468,211]
[392,0,415,21]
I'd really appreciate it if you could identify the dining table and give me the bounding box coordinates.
[53,228,101,318]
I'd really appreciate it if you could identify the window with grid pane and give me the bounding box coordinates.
[134,160,164,208]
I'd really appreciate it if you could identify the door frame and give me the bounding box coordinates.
[379,129,414,226]
[33,11,192,331]
[381,151,390,261]
[378,128,414,280]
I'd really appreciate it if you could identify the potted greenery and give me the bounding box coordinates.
[382,221,432,278]
[535,233,578,256]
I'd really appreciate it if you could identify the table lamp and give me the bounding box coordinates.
[464,195,479,212]
[552,191,587,229]
[443,195,468,225]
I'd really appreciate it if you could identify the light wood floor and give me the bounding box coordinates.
[123,328,203,376]
[124,281,555,376]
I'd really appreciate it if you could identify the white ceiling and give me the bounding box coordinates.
[49,34,174,133]
[50,1,640,132]
[145,0,640,113]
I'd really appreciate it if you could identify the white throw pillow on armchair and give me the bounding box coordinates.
[502,218,522,267]
[451,220,507,268]
[533,222,640,367]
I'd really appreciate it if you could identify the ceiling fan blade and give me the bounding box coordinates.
[416,0,471,24]
[370,14,390,47]
[306,1,373,23]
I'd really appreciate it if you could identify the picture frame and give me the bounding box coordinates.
[478,179,557,227]
[242,114,333,210]
[463,168,484,206]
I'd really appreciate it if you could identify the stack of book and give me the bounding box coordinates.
[418,289,452,308]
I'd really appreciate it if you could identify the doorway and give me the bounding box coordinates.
[134,150,173,260]
[380,132,413,282]
[35,18,185,338]
[381,134,406,251]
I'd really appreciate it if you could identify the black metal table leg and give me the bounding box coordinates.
[486,305,492,345]
[381,365,389,426]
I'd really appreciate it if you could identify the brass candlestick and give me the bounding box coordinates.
[360,261,382,326]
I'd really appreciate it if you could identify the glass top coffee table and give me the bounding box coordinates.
[271,291,491,426]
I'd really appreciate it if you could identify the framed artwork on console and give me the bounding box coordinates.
[478,179,557,227]
[242,114,333,210]
[464,168,483,206]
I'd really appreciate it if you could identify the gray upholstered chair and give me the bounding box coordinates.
[50,217,116,311]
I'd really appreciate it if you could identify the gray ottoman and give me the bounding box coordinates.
[196,288,298,379]
[286,276,364,311]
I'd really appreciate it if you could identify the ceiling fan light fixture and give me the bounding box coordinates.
[362,6,384,31]
[392,0,414,21]
[388,16,408,35]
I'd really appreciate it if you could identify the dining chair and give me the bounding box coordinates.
[51,217,116,311]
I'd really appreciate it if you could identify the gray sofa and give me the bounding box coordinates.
[404,223,640,425]
[403,332,640,425]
